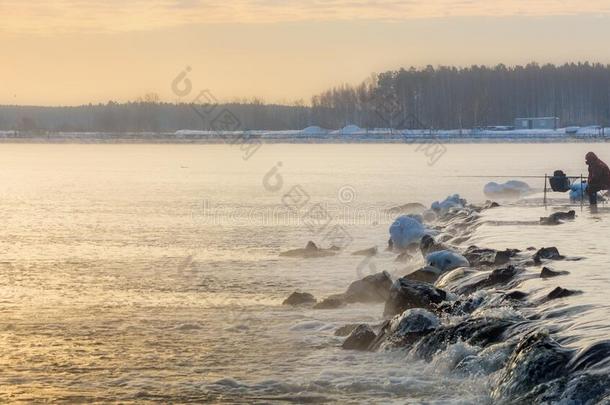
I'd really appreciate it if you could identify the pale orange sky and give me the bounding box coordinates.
[2,0,610,105]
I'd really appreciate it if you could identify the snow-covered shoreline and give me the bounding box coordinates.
[1,126,609,143]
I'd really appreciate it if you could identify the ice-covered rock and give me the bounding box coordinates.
[431,194,466,216]
[389,215,430,250]
[484,180,531,199]
[300,125,327,135]
[425,250,470,272]
[332,124,364,135]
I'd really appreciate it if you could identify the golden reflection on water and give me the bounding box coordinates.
[0,143,609,401]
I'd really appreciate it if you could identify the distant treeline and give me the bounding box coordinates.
[2,62,610,132]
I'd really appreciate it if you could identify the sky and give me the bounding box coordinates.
[2,0,610,105]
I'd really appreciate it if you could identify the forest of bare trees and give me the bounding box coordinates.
[2,63,610,132]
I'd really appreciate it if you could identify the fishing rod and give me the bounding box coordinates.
[448,175,547,178]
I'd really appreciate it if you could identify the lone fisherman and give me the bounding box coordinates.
[585,152,610,204]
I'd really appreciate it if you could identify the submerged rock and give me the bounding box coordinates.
[491,331,572,402]
[540,267,569,278]
[280,241,337,258]
[412,317,517,362]
[315,271,393,309]
[334,324,360,337]
[546,286,580,300]
[504,290,529,301]
[313,296,344,309]
[533,247,564,263]
[341,324,376,351]
[457,265,523,295]
[540,210,576,225]
[282,291,316,306]
[370,308,439,350]
[464,246,518,267]
[343,271,393,303]
[568,340,610,372]
[383,277,447,317]
[351,246,378,256]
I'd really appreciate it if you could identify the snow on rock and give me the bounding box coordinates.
[389,215,432,250]
[426,250,470,272]
[300,126,328,135]
[483,180,531,199]
[431,194,466,216]
[331,125,364,135]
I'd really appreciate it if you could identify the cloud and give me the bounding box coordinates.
[2,0,610,35]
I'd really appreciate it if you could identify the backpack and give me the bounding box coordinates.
[549,170,571,192]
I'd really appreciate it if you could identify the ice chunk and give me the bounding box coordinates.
[483,180,531,198]
[426,250,470,272]
[389,215,430,250]
[431,194,465,215]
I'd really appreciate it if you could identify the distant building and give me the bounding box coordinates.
[514,117,560,130]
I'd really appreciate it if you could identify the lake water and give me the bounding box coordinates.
[0,143,608,403]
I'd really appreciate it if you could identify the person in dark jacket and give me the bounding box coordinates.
[586,152,610,204]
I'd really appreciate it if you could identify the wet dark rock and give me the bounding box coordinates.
[526,246,537,251]
[568,340,610,372]
[540,210,576,225]
[405,266,442,284]
[369,308,440,351]
[280,241,337,258]
[334,323,360,337]
[540,267,569,278]
[341,324,376,351]
[546,286,580,300]
[315,272,393,309]
[383,277,447,317]
[533,247,564,264]
[412,317,517,361]
[504,290,528,301]
[457,265,523,295]
[512,372,610,405]
[343,271,393,303]
[313,295,344,309]
[435,294,487,316]
[282,291,317,306]
[351,246,378,256]
[558,372,610,404]
[464,246,518,267]
[491,331,572,401]
[419,235,450,256]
